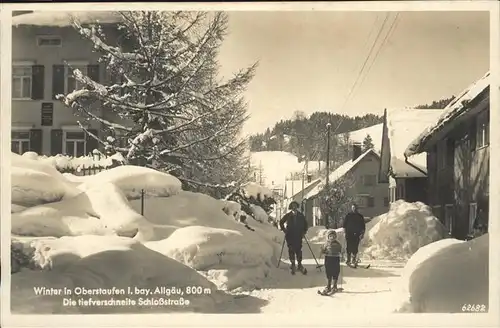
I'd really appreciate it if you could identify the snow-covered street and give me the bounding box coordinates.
[219,258,404,314]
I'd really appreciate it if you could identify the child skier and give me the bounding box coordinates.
[318,229,342,295]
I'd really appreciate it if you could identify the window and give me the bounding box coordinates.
[444,204,454,236]
[357,195,375,208]
[476,110,489,149]
[468,203,477,235]
[65,62,88,93]
[11,131,30,155]
[363,174,377,186]
[37,35,62,47]
[384,197,389,207]
[64,131,86,157]
[12,65,32,99]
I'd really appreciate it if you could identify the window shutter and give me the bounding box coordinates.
[31,65,45,100]
[29,129,43,155]
[86,129,99,154]
[87,65,100,83]
[52,65,65,99]
[50,129,63,155]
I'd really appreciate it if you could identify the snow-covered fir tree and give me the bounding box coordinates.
[58,11,256,192]
[318,172,356,228]
[362,134,374,151]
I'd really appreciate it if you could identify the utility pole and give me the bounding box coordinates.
[326,123,331,187]
[324,123,332,228]
[301,157,309,201]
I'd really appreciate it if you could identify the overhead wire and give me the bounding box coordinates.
[351,13,400,104]
[330,12,391,138]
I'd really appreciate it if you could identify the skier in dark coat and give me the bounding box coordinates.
[279,201,308,274]
[342,203,365,267]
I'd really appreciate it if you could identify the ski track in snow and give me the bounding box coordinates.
[218,250,405,313]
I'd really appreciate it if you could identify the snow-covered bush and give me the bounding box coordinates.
[11,240,42,273]
[360,200,446,261]
[224,182,277,226]
[21,151,125,172]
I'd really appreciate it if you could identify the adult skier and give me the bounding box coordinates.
[279,201,309,274]
[342,203,365,267]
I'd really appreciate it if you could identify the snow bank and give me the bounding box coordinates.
[11,204,27,213]
[12,153,80,206]
[11,236,224,314]
[79,165,182,199]
[249,204,268,223]
[146,226,275,291]
[128,192,281,290]
[129,191,248,241]
[394,234,488,313]
[361,200,446,261]
[12,183,153,241]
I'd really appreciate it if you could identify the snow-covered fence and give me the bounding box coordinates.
[58,164,113,176]
[20,151,126,177]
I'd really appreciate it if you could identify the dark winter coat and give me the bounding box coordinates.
[343,211,365,235]
[320,239,342,257]
[279,210,308,239]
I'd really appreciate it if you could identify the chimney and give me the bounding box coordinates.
[352,142,362,161]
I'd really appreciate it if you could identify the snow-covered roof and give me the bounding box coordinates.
[340,123,383,152]
[285,178,321,200]
[387,108,444,177]
[12,11,122,27]
[305,149,379,199]
[405,72,490,157]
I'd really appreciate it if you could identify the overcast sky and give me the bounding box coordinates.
[217,11,490,136]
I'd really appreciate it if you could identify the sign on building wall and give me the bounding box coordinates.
[41,102,54,126]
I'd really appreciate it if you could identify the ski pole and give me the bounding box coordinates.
[339,260,343,290]
[277,238,286,268]
[303,236,322,271]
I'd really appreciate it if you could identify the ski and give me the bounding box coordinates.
[317,288,343,296]
[347,262,371,269]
